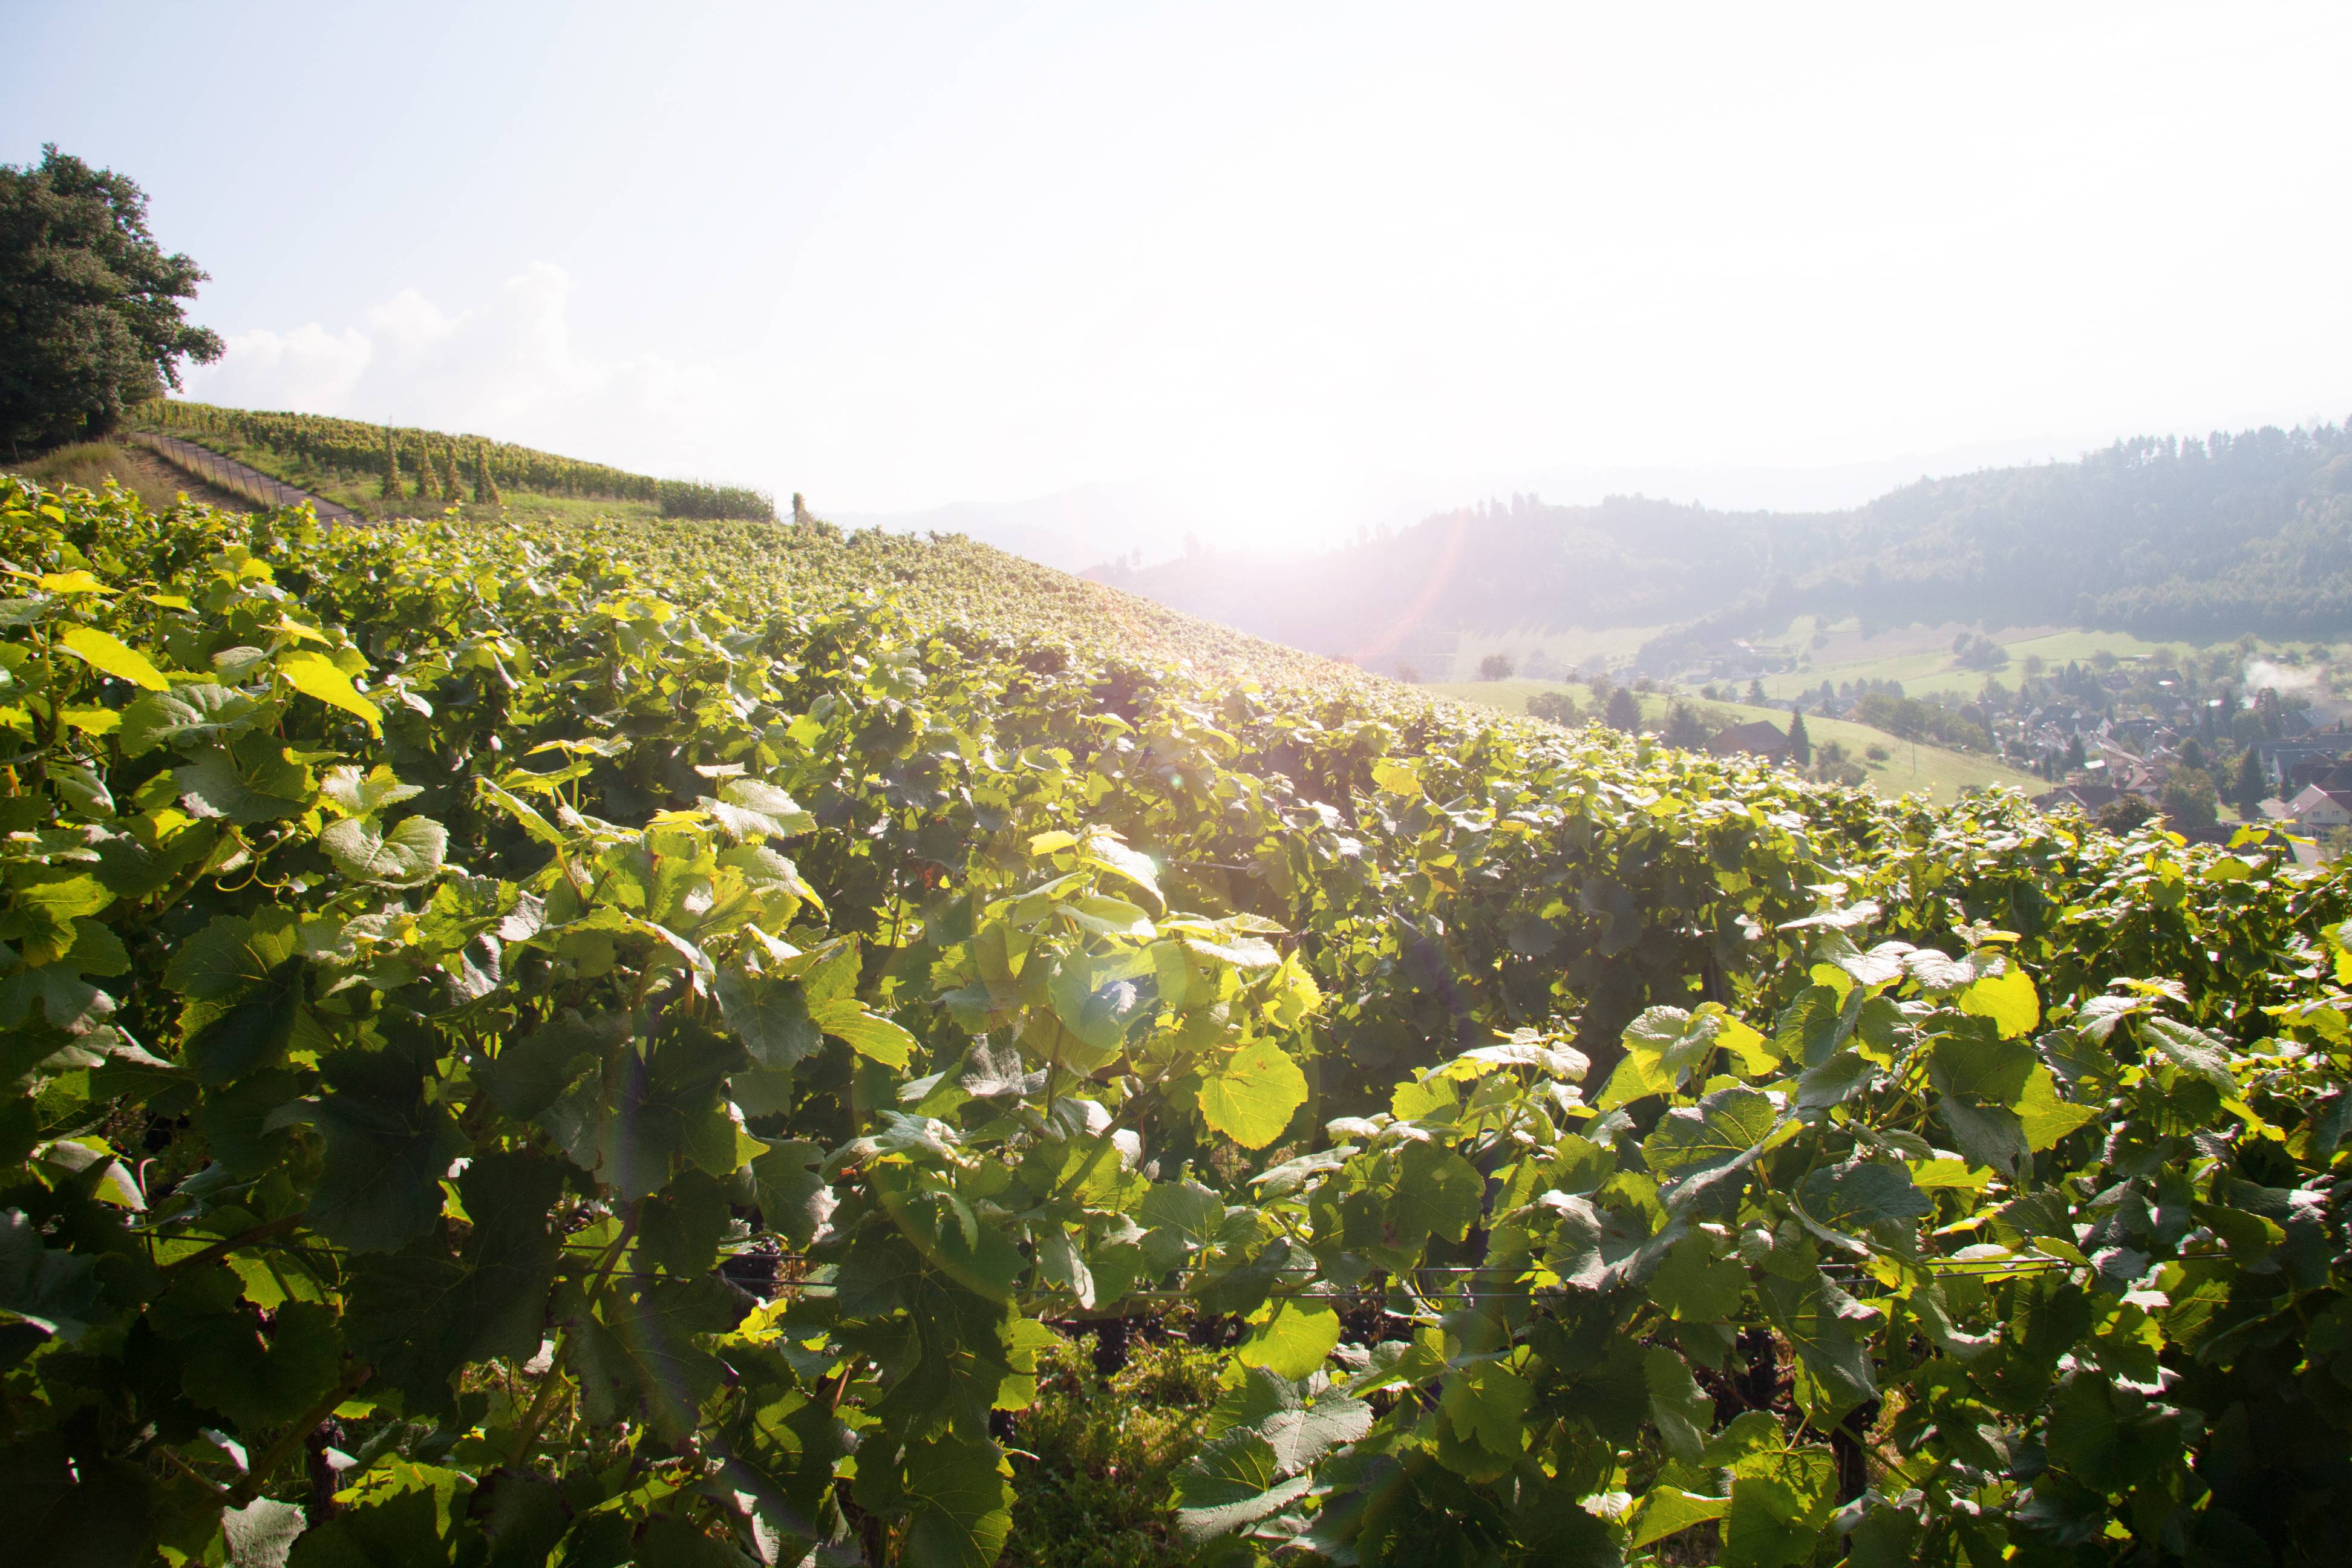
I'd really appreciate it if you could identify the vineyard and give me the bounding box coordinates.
[4,472,2350,1568]
[134,400,777,522]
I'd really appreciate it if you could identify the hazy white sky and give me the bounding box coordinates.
[10,2,2351,542]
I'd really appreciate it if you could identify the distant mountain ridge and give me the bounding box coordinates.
[1089,422,2352,673]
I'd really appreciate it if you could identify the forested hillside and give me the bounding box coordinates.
[1099,422,2352,667]
[5,473,2352,1568]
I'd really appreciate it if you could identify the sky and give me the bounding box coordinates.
[9,2,2352,552]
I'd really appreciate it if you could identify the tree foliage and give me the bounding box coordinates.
[0,147,221,453]
[2,474,2350,1567]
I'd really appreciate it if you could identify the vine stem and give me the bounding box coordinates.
[227,1363,370,1506]
[507,1203,641,1471]
[158,1212,306,1275]
[505,1338,578,1471]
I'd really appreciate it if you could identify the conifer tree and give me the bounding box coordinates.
[2232,747,2267,815]
[474,441,501,505]
[1604,686,1641,734]
[379,425,401,500]
[1787,706,1812,764]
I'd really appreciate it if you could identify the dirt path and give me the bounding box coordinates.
[132,431,365,524]
[113,444,249,511]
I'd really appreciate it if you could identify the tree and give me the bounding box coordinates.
[1393,661,1421,684]
[1786,707,1812,764]
[440,442,463,503]
[1604,686,1641,733]
[2160,766,2219,831]
[2233,747,2267,815]
[0,145,223,452]
[379,425,402,501]
[2064,733,2088,773]
[2097,792,2158,834]
[1664,702,1708,746]
[474,440,501,504]
[1478,653,1514,681]
[411,437,439,503]
[1745,678,1766,705]
[1526,690,1578,725]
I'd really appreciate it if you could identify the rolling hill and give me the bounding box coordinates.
[1094,420,2352,678]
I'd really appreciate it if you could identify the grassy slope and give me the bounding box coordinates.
[1755,618,2351,703]
[1431,678,2048,803]
[5,440,246,514]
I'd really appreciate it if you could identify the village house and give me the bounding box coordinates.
[2032,783,2122,815]
[2287,782,2352,831]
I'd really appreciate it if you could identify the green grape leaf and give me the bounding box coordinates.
[1197,1038,1307,1149]
[1722,1439,1837,1568]
[1773,984,1860,1069]
[222,1497,307,1568]
[0,1207,105,1339]
[2139,1016,2236,1092]
[2017,1065,2099,1151]
[1648,1231,1749,1321]
[1172,1429,1313,1541]
[1388,1141,1485,1244]
[1629,1484,1729,1550]
[707,777,815,840]
[1642,1085,1779,1213]
[1647,1344,1714,1462]
[900,1436,1015,1568]
[1959,965,2039,1039]
[1236,1302,1341,1380]
[57,624,168,690]
[1440,1358,1530,1459]
[716,967,821,1069]
[1759,1273,1879,1418]
[176,735,312,825]
[810,997,916,1069]
[1598,1005,1731,1108]
[319,814,448,887]
[284,1475,456,1566]
[276,648,382,733]
[118,681,260,757]
[1139,1180,1225,1247]
[1935,1095,2028,1179]
[1795,1160,1931,1244]
[575,1275,750,1442]
[321,762,421,820]
[1928,1026,2036,1108]
[483,1013,610,1120]
[1206,1365,1373,1472]
[269,1090,465,1254]
[180,1299,344,1432]
[751,1138,837,1249]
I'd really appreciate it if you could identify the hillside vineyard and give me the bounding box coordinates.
[4,475,2350,1567]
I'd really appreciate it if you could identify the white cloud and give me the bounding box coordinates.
[191,321,373,412]
[183,265,757,485]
